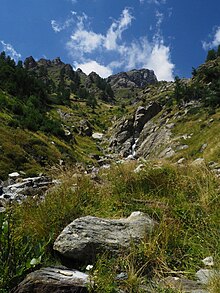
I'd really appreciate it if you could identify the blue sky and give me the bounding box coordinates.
[0,0,220,80]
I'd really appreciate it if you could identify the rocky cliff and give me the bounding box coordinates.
[106,68,157,90]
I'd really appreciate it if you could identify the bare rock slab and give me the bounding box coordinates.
[54,211,156,263]
[11,267,90,293]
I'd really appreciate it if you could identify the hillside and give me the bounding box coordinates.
[0,53,163,180]
[0,51,220,292]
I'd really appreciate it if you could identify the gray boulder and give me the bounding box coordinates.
[54,211,156,263]
[11,267,89,293]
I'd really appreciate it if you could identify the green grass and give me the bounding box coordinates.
[1,160,219,292]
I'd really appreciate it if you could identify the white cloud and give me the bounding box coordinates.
[146,42,174,81]
[147,0,166,4]
[0,40,21,61]
[74,60,112,78]
[67,30,104,54]
[202,27,220,50]
[51,16,74,33]
[104,8,134,50]
[63,8,174,81]
[51,20,62,33]
[66,11,104,57]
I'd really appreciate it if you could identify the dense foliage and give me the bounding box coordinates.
[206,45,220,62]
[0,52,64,136]
[173,55,220,107]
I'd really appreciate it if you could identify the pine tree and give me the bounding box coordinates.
[206,49,217,61]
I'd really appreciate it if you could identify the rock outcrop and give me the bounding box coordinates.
[24,56,37,70]
[107,68,157,90]
[109,102,164,158]
[11,267,90,293]
[53,211,156,264]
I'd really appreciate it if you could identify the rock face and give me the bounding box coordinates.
[54,211,156,263]
[11,267,89,293]
[109,102,164,158]
[107,68,157,90]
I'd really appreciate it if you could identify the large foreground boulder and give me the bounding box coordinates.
[11,267,90,293]
[53,211,156,264]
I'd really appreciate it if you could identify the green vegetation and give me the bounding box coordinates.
[0,52,117,179]
[206,45,220,62]
[172,55,220,108]
[1,161,219,291]
[0,51,220,292]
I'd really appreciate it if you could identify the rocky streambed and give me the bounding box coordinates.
[0,172,57,212]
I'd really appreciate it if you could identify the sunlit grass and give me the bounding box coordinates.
[1,161,219,291]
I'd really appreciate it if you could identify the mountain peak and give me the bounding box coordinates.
[107,68,157,90]
[24,56,37,69]
[51,57,64,66]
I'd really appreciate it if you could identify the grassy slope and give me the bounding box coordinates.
[1,57,220,292]
[1,161,219,291]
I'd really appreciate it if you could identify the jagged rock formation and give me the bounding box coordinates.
[106,68,157,90]
[24,56,115,103]
[53,211,156,264]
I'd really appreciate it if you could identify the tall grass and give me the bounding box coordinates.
[1,161,219,291]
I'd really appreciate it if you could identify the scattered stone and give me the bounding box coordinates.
[191,158,205,166]
[208,161,218,168]
[202,256,214,267]
[177,157,186,164]
[92,132,103,140]
[0,175,54,206]
[199,143,208,153]
[196,269,217,285]
[159,276,207,293]
[11,267,90,293]
[54,211,157,264]
[115,272,128,281]
[8,172,21,180]
[176,144,189,151]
